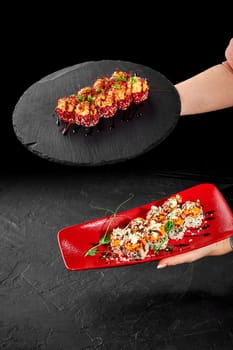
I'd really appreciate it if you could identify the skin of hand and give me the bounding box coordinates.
[175,64,233,116]
[157,237,233,268]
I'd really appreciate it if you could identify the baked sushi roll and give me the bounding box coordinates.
[128,75,149,104]
[74,100,100,127]
[93,77,118,118]
[110,71,132,110]
[94,88,117,118]
[93,77,110,92]
[55,95,77,124]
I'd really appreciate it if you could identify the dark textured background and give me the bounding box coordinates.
[1,9,233,349]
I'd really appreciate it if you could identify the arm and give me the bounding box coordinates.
[175,63,233,116]
[157,236,233,269]
[175,37,233,115]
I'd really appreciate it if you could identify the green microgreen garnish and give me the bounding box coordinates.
[78,95,84,102]
[95,88,104,93]
[114,76,127,82]
[112,83,120,89]
[153,220,174,253]
[130,76,137,84]
[165,220,174,232]
[99,235,111,245]
[86,247,98,256]
[87,95,93,102]
[84,193,134,256]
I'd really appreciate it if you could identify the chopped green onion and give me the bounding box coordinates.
[114,77,127,82]
[112,83,120,89]
[130,76,137,84]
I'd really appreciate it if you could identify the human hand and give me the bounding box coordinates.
[157,236,233,269]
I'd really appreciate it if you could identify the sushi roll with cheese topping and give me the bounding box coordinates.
[74,100,99,127]
[128,75,149,104]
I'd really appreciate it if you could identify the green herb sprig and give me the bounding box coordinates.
[84,193,134,256]
[153,220,174,253]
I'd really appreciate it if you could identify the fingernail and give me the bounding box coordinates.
[157,264,167,269]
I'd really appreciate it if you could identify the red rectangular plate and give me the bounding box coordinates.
[57,183,233,270]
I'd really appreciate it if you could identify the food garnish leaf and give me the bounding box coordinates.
[153,232,169,253]
[114,77,127,82]
[165,220,174,232]
[130,76,137,84]
[95,88,103,93]
[84,194,134,257]
[84,247,98,256]
[99,235,110,245]
[112,83,120,89]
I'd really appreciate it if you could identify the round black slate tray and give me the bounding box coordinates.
[12,60,181,166]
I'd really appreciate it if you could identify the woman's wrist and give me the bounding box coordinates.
[175,64,233,116]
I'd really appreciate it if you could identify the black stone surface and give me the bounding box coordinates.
[12,60,180,166]
[0,169,232,349]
